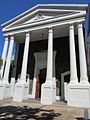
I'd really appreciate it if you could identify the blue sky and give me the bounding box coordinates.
[0,0,90,56]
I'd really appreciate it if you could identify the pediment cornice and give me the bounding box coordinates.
[1,4,88,34]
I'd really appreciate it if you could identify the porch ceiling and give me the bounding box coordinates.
[15,24,77,43]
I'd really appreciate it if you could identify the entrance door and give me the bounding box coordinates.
[39,68,46,97]
[35,75,40,98]
[36,68,46,98]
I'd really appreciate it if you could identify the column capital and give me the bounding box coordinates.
[25,32,30,37]
[3,34,9,38]
[4,36,9,41]
[77,23,83,28]
[10,35,14,40]
[25,30,31,34]
[47,26,54,29]
[69,24,74,30]
[76,22,83,28]
[48,27,53,33]
[68,22,75,26]
[48,26,53,29]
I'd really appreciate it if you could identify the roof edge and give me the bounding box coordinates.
[1,4,88,28]
[1,4,39,27]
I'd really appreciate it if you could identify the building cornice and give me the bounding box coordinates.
[1,4,88,28]
[3,16,85,36]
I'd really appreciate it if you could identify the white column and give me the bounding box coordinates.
[13,43,19,79]
[20,32,30,82]
[77,23,88,83]
[69,25,78,83]
[0,36,9,79]
[41,28,56,104]
[46,28,53,83]
[53,51,56,78]
[3,36,14,83]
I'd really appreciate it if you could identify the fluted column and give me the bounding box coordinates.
[69,25,78,84]
[77,23,88,83]
[20,32,30,82]
[46,28,53,83]
[3,36,14,83]
[0,36,9,79]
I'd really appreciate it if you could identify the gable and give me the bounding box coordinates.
[7,10,79,28]
[18,9,80,24]
[1,4,88,32]
[2,10,84,29]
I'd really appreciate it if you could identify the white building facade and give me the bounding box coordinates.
[0,4,90,107]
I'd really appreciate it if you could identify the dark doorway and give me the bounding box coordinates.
[39,68,46,98]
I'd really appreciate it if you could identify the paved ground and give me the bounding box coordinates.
[0,98,90,120]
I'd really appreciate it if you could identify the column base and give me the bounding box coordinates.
[13,81,29,102]
[0,82,11,100]
[67,83,90,108]
[69,77,78,84]
[41,78,56,105]
[80,76,89,84]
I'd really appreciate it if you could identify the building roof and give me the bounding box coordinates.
[1,4,88,28]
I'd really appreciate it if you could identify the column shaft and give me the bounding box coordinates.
[69,25,78,83]
[46,28,53,80]
[3,36,14,83]
[0,37,9,79]
[77,23,88,83]
[13,43,19,79]
[20,33,30,82]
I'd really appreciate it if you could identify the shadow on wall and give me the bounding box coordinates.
[76,118,90,120]
[0,105,61,120]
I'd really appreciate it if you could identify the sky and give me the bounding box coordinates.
[0,0,90,56]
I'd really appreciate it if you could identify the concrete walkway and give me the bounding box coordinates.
[0,98,90,120]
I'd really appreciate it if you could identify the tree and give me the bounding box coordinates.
[0,57,3,69]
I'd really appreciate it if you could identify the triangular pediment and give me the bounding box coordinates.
[2,4,87,31]
[24,13,53,24]
[20,10,78,25]
[2,10,81,30]
[12,11,77,27]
